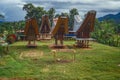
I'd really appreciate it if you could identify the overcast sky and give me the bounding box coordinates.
[0,0,120,21]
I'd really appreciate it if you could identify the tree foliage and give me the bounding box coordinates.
[92,19,120,47]
[0,21,25,35]
[23,3,47,25]
[69,8,79,29]
[0,14,4,19]
[48,8,55,26]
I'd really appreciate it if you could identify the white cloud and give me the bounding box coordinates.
[0,0,120,21]
[0,0,26,21]
[0,0,25,4]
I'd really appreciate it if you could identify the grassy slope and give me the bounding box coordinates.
[0,40,120,80]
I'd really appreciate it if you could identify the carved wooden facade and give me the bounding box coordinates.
[39,15,51,40]
[40,15,51,33]
[24,18,39,47]
[51,16,68,46]
[76,10,96,48]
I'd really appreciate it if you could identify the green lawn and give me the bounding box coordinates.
[0,40,120,80]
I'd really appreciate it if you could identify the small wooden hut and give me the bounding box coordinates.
[39,15,51,40]
[24,18,39,47]
[51,16,69,48]
[75,10,96,48]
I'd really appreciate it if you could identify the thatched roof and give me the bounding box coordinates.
[39,15,51,33]
[24,18,39,35]
[51,16,69,35]
[76,10,96,38]
[76,10,96,33]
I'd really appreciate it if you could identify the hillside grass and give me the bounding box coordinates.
[0,40,120,80]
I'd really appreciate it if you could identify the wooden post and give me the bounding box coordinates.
[52,50,57,62]
[55,37,58,45]
[73,50,76,62]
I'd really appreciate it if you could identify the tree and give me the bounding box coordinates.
[61,12,69,17]
[91,19,119,46]
[0,14,4,19]
[69,8,79,29]
[32,7,47,25]
[116,24,120,34]
[0,14,5,22]
[55,14,60,18]
[23,3,35,19]
[23,3,47,26]
[48,8,55,27]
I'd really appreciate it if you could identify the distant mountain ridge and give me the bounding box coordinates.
[98,12,120,23]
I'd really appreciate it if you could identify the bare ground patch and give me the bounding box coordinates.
[19,50,44,59]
